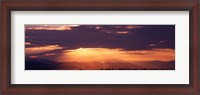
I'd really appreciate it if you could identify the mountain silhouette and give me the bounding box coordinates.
[25,58,61,70]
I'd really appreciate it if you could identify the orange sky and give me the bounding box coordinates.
[57,48,174,63]
[25,45,174,63]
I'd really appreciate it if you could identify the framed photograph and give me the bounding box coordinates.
[1,0,199,95]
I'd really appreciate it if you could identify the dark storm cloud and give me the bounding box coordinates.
[25,25,175,50]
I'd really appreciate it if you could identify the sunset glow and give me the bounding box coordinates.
[26,45,62,55]
[57,48,174,63]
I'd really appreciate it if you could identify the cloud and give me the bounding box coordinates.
[126,25,142,29]
[160,40,167,43]
[25,24,80,31]
[25,25,175,50]
[28,56,39,58]
[95,26,100,29]
[25,45,63,55]
[111,25,142,29]
[116,31,129,34]
[25,42,31,45]
[149,44,156,47]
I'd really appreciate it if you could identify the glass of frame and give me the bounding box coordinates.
[1,0,199,95]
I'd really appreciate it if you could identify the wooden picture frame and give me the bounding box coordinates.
[0,0,199,95]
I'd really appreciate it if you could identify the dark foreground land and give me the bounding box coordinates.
[25,58,175,70]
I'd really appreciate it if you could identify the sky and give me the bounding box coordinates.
[25,25,175,70]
